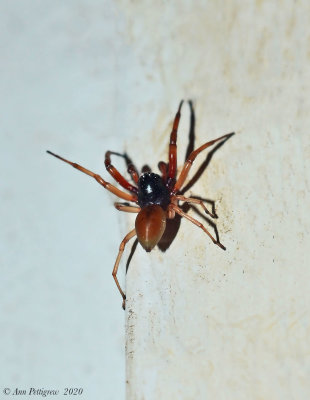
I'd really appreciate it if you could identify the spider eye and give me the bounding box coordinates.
[135,205,166,252]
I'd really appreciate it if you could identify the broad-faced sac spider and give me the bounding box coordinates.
[47,101,234,309]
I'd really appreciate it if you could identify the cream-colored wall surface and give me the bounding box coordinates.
[120,2,310,399]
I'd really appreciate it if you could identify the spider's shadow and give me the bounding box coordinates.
[123,101,234,271]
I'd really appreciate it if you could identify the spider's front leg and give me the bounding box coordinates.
[114,203,140,213]
[172,132,235,194]
[46,150,137,202]
[167,100,184,187]
[105,151,138,194]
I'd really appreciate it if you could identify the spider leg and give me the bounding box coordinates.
[158,161,168,182]
[47,151,137,202]
[105,151,138,194]
[127,163,139,184]
[167,100,184,184]
[104,151,139,184]
[169,203,226,250]
[112,228,136,309]
[114,203,140,213]
[172,132,234,194]
[172,195,217,218]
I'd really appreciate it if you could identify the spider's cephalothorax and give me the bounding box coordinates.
[137,172,170,209]
[47,100,234,309]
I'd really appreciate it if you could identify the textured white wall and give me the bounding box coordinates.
[118,1,310,400]
[1,1,310,400]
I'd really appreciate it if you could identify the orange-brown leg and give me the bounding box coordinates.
[167,100,184,182]
[105,151,138,194]
[112,228,136,309]
[172,132,234,194]
[169,204,226,250]
[47,150,137,202]
[127,163,139,184]
[158,161,168,182]
[114,203,140,213]
[173,195,217,218]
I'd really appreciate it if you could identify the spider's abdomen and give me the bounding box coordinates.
[137,172,170,209]
[135,205,166,252]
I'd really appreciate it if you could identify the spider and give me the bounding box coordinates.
[47,101,234,309]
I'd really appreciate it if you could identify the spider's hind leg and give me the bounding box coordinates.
[112,228,137,310]
[173,195,217,218]
[169,203,226,250]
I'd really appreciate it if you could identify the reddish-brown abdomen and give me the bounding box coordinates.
[135,205,166,252]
